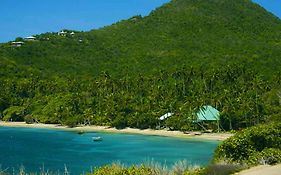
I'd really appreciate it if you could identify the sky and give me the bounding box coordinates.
[0,0,280,43]
[253,0,281,18]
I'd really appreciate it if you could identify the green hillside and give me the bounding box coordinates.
[1,0,281,77]
[0,0,281,130]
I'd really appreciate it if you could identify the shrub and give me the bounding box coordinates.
[126,166,155,175]
[24,115,35,124]
[183,168,206,175]
[91,164,124,175]
[91,164,154,175]
[89,161,205,175]
[2,106,26,121]
[63,116,80,128]
[206,162,244,175]
[213,123,281,163]
[247,148,281,166]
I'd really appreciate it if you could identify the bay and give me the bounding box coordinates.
[0,127,219,174]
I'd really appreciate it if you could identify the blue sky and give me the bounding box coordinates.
[253,0,281,18]
[0,0,280,43]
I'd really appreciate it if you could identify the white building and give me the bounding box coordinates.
[11,41,24,47]
[159,113,173,121]
[58,30,67,36]
[24,36,36,41]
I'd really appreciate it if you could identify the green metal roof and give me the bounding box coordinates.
[196,105,220,121]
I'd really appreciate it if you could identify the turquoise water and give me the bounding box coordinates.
[0,127,219,174]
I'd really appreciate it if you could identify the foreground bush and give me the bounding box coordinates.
[247,148,281,165]
[213,122,281,165]
[0,161,248,175]
[91,164,154,175]
[89,162,245,175]
[87,161,205,175]
[205,161,245,175]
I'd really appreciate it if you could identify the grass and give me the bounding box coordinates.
[0,160,248,175]
[0,164,71,175]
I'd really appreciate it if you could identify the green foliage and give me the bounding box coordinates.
[1,0,280,77]
[0,0,281,131]
[247,148,281,165]
[24,115,36,124]
[15,37,23,42]
[205,162,244,175]
[2,106,26,121]
[213,123,281,163]
[90,164,154,175]
[89,161,205,175]
[0,63,280,130]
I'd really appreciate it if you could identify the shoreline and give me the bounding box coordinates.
[0,121,233,141]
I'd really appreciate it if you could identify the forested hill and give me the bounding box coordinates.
[0,0,281,130]
[1,0,281,77]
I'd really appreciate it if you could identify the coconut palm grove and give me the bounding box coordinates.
[0,0,281,174]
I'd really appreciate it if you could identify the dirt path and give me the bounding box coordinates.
[237,164,281,175]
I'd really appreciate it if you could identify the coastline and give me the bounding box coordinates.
[0,121,233,141]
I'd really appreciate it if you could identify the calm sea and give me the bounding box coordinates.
[0,127,219,174]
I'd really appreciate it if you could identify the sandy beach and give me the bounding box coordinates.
[0,121,233,141]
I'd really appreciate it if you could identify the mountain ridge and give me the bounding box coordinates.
[1,0,280,78]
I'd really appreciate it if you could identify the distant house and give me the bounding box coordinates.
[196,105,220,131]
[157,112,174,129]
[58,30,67,36]
[11,41,24,47]
[196,106,220,121]
[159,112,173,121]
[24,36,36,41]
[70,32,75,36]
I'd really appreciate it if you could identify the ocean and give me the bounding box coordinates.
[0,127,219,174]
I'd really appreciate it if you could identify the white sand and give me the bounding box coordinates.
[0,121,232,141]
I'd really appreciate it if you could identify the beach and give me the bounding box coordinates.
[0,121,232,141]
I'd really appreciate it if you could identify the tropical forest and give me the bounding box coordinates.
[0,0,281,174]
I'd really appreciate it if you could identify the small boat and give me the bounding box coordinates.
[77,130,85,135]
[92,136,103,141]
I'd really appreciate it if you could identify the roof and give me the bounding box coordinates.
[159,113,173,120]
[24,36,36,39]
[11,41,24,44]
[196,105,219,121]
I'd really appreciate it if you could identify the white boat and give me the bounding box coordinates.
[92,136,103,141]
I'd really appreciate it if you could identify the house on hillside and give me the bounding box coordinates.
[24,36,36,41]
[58,30,67,36]
[70,32,75,36]
[11,41,24,47]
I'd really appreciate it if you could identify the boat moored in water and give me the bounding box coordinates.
[92,136,103,141]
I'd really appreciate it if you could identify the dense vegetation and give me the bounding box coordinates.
[214,122,281,165]
[0,0,281,131]
[88,161,244,175]
[1,63,280,130]
[0,161,242,175]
